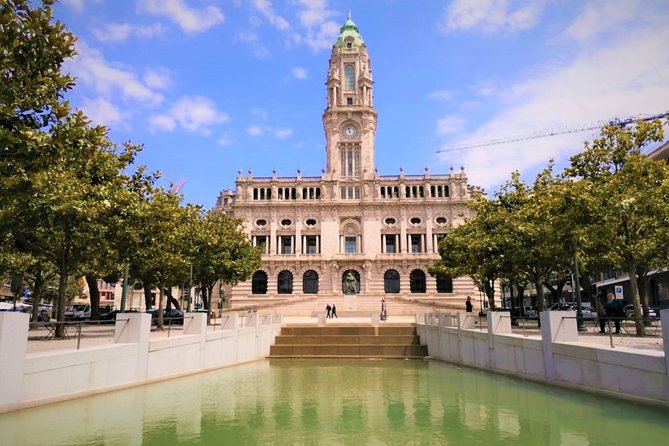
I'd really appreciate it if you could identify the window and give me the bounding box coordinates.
[384,235,397,254]
[435,216,447,225]
[345,236,357,253]
[277,271,293,294]
[384,217,396,226]
[305,235,318,254]
[305,218,317,227]
[410,217,421,225]
[340,186,360,199]
[346,97,353,105]
[253,235,268,254]
[344,65,355,90]
[303,270,319,294]
[256,219,267,227]
[436,276,453,293]
[281,236,293,255]
[410,270,426,293]
[251,271,267,294]
[340,145,361,177]
[384,270,400,293]
[410,234,422,253]
[280,218,292,227]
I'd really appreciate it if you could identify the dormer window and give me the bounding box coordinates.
[347,42,352,48]
[346,97,353,105]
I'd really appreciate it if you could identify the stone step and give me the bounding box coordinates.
[268,323,428,359]
[269,344,428,357]
[274,334,421,345]
[280,325,417,336]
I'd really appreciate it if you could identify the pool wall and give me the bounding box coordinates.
[0,311,282,413]
[416,310,669,405]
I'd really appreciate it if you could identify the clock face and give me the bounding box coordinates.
[343,125,357,138]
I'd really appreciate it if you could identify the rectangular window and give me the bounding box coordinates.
[410,234,422,253]
[345,236,357,254]
[254,236,268,254]
[385,235,397,254]
[305,236,318,254]
[281,236,292,255]
[340,145,361,177]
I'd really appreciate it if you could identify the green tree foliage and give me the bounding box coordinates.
[566,119,668,335]
[190,211,261,317]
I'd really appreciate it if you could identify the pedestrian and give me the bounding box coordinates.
[380,299,387,321]
[331,304,338,318]
[326,304,331,319]
[602,292,623,334]
[596,293,606,333]
[465,296,473,313]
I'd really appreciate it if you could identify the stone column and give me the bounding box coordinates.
[114,312,152,380]
[540,311,577,380]
[0,312,29,408]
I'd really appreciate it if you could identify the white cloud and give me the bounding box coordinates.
[292,67,308,79]
[439,27,669,192]
[62,0,102,14]
[563,0,646,42]
[81,97,124,127]
[289,0,339,51]
[442,0,546,33]
[139,0,224,33]
[427,89,454,100]
[246,125,266,136]
[274,128,293,138]
[296,0,336,27]
[150,96,229,135]
[252,0,290,30]
[92,22,166,42]
[217,133,233,146]
[436,115,466,135]
[66,42,163,105]
[238,31,270,58]
[143,68,172,89]
[301,20,340,51]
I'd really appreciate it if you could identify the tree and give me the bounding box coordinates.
[566,119,668,335]
[190,211,261,320]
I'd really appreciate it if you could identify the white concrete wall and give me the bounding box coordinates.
[0,311,282,413]
[417,309,669,404]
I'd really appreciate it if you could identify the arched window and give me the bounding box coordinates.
[344,65,355,90]
[384,270,400,293]
[436,276,453,293]
[410,269,426,293]
[251,271,267,295]
[277,270,293,294]
[303,270,319,294]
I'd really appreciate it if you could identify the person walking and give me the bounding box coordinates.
[326,304,331,319]
[465,296,473,313]
[603,292,623,334]
[331,304,338,318]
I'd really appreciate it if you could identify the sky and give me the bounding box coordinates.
[53,0,669,208]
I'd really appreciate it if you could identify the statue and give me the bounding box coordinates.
[343,271,359,295]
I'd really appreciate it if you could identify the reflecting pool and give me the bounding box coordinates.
[1,359,667,445]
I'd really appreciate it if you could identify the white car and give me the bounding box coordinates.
[624,305,657,319]
[64,304,91,320]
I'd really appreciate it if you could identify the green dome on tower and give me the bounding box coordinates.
[335,12,364,47]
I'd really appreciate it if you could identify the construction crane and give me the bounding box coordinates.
[437,111,669,153]
[171,179,186,193]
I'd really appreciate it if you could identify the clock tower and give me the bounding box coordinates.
[323,13,377,180]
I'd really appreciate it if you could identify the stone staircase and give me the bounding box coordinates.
[268,324,428,359]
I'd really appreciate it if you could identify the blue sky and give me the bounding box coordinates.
[54,0,669,207]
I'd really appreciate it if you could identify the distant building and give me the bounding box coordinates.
[213,16,482,309]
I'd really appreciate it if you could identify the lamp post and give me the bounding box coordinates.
[574,253,586,331]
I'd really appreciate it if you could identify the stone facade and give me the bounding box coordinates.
[213,16,483,308]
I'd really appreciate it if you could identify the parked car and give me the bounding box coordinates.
[64,304,91,320]
[151,308,184,325]
[99,308,120,323]
[623,305,658,319]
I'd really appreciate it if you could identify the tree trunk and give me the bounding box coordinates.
[535,279,545,313]
[637,272,652,327]
[143,281,153,312]
[484,279,496,309]
[56,257,68,338]
[206,285,215,324]
[626,259,644,336]
[85,274,100,321]
[29,266,45,330]
[164,288,181,311]
[156,285,164,330]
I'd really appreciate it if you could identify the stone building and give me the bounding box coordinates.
[214,16,483,309]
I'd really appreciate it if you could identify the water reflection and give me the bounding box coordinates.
[0,359,667,445]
